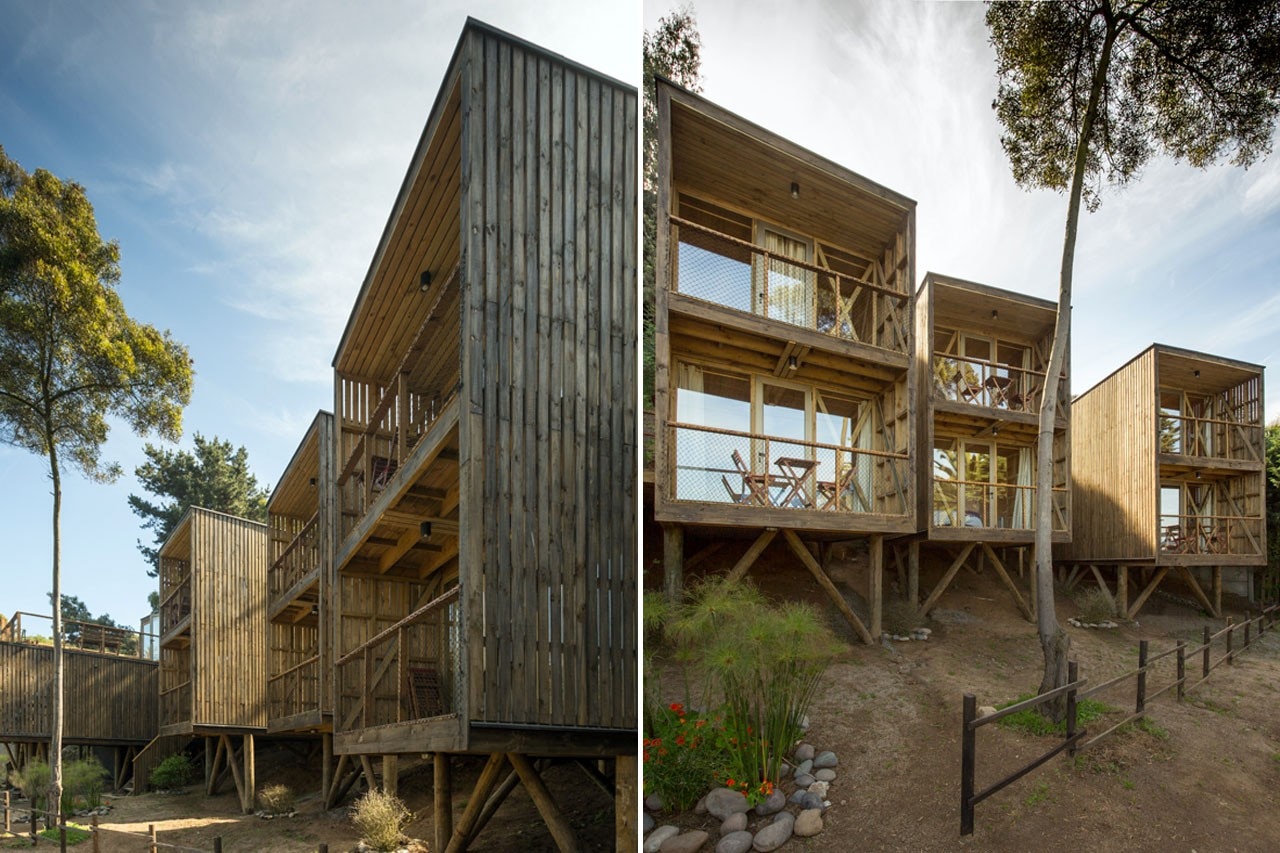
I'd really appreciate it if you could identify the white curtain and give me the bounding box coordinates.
[1014,447,1033,527]
[854,413,874,513]
[756,229,813,327]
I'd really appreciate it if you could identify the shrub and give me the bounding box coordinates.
[149,754,195,791]
[643,704,730,812]
[882,597,925,636]
[11,760,51,812]
[1075,588,1118,623]
[257,783,296,815]
[64,758,109,811]
[350,789,411,852]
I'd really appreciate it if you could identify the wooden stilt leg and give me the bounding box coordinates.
[434,754,452,853]
[446,754,506,853]
[321,733,333,804]
[781,530,873,644]
[1117,566,1129,618]
[382,754,398,799]
[662,525,684,601]
[242,734,255,813]
[869,535,884,640]
[908,541,920,606]
[920,543,977,616]
[615,754,636,853]
[725,529,777,583]
[507,753,580,853]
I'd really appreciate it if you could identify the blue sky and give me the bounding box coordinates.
[0,1,638,630]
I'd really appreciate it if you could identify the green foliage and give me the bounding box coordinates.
[652,578,844,800]
[37,824,92,845]
[882,597,926,636]
[987,1,1280,212]
[350,789,411,851]
[149,754,195,790]
[129,433,269,576]
[1073,587,1118,623]
[0,146,193,482]
[1264,422,1280,599]
[996,695,1113,736]
[643,704,731,812]
[257,783,296,815]
[63,757,108,810]
[11,760,51,811]
[47,593,137,654]
[642,7,703,408]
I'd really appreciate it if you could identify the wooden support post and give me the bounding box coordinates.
[225,736,246,812]
[981,543,1033,621]
[1176,640,1186,701]
[960,694,975,836]
[1066,661,1080,758]
[446,754,506,853]
[149,824,157,853]
[1175,566,1218,618]
[725,529,777,583]
[242,733,255,814]
[1213,566,1222,618]
[921,543,977,617]
[382,754,398,799]
[1226,617,1234,665]
[3,790,8,833]
[781,530,873,645]
[1136,640,1148,714]
[1127,567,1169,620]
[615,754,636,853]
[507,753,580,853]
[203,736,214,793]
[1028,546,1037,618]
[91,813,99,853]
[359,756,378,793]
[869,535,884,640]
[207,735,227,797]
[907,541,920,606]
[434,754,453,853]
[1203,626,1212,679]
[321,733,333,804]
[1116,566,1129,620]
[662,525,683,601]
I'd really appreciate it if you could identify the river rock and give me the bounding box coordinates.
[800,792,826,811]
[788,789,807,805]
[705,787,750,820]
[717,831,754,853]
[645,825,680,853]
[794,743,816,762]
[646,794,665,812]
[694,794,708,814]
[807,780,829,798]
[815,768,837,782]
[794,772,815,788]
[794,808,824,837]
[813,750,838,769]
[661,830,709,853]
[751,812,795,852]
[754,788,786,816]
[795,758,813,777]
[643,813,656,833]
[721,812,748,834]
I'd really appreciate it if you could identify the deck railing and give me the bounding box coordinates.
[269,513,319,602]
[1157,412,1264,463]
[1158,513,1264,557]
[672,217,910,354]
[159,679,192,726]
[159,573,192,636]
[667,422,910,517]
[268,654,321,721]
[932,353,1069,418]
[932,478,1069,532]
[0,611,153,657]
[336,587,461,731]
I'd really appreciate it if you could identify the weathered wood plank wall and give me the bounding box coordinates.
[459,29,637,731]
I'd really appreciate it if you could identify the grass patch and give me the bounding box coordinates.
[1132,716,1169,740]
[995,696,1113,736]
[1023,780,1052,807]
[37,824,92,845]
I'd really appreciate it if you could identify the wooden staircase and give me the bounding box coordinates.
[132,734,191,793]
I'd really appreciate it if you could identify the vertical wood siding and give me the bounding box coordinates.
[459,30,637,730]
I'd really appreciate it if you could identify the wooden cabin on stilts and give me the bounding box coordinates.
[909,273,1070,619]
[651,78,916,644]
[266,411,342,801]
[135,506,268,812]
[1064,345,1265,618]
[328,19,637,850]
[0,611,157,791]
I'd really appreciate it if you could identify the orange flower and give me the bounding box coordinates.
[670,702,684,713]
[675,735,686,746]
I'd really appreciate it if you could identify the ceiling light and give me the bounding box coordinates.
[419,270,432,292]
[790,182,800,199]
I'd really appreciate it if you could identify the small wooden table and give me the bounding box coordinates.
[774,457,817,508]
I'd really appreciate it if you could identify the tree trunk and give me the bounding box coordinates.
[1036,13,1118,721]
[48,444,64,821]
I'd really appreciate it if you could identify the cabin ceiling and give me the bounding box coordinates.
[931,280,1056,345]
[268,416,321,521]
[335,77,463,385]
[669,97,909,265]
[1157,349,1260,397]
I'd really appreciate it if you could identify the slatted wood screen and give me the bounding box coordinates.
[0,643,157,744]
[458,28,637,731]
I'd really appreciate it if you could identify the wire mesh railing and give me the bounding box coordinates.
[932,478,1069,532]
[931,354,1063,415]
[1158,513,1264,556]
[1157,412,1264,462]
[667,422,910,517]
[672,217,910,354]
[336,587,462,730]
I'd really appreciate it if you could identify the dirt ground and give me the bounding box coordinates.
[3,749,617,851]
[649,540,1280,852]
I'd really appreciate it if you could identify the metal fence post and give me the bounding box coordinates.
[1136,640,1148,715]
[1066,660,1079,757]
[1176,640,1185,701]
[961,693,976,836]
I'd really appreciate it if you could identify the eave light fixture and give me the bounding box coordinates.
[790,182,800,199]
[419,270,433,292]
[788,355,799,371]
[420,521,433,538]
[991,309,999,321]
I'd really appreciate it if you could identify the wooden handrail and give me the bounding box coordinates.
[268,654,320,683]
[337,587,459,666]
[935,476,1069,493]
[668,421,908,461]
[271,513,319,571]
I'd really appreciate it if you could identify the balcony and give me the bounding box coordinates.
[932,353,1065,417]
[159,567,192,641]
[1158,514,1264,557]
[671,217,910,355]
[269,513,319,604]
[1157,413,1264,464]
[667,422,909,517]
[336,587,461,731]
[160,678,191,727]
[932,478,1069,533]
[268,654,321,722]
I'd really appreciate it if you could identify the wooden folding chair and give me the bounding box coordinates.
[731,449,771,505]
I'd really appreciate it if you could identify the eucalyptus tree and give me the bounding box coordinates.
[986,0,1280,715]
[0,145,192,811]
